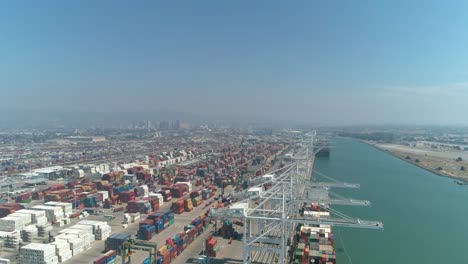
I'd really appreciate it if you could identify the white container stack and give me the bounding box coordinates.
[96,224,111,240]
[59,227,89,239]
[69,225,94,250]
[44,202,73,217]
[9,212,33,226]
[15,209,48,226]
[149,193,164,205]
[31,205,64,222]
[21,224,38,242]
[128,212,140,223]
[99,190,109,200]
[135,185,149,197]
[0,217,23,232]
[0,258,10,264]
[0,212,32,232]
[123,214,130,224]
[37,223,53,237]
[20,243,58,264]
[59,227,93,253]
[50,239,72,263]
[77,220,112,240]
[55,233,84,256]
[0,231,21,249]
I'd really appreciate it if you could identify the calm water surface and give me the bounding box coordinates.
[312,138,468,264]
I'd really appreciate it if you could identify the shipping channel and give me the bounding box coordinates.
[313,137,468,263]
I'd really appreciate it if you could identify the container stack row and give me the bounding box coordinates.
[55,233,85,256]
[137,211,174,240]
[37,223,53,237]
[50,238,72,262]
[105,233,131,254]
[31,205,64,223]
[148,193,164,206]
[184,198,193,212]
[156,212,209,264]
[171,200,185,214]
[134,185,149,197]
[44,202,73,217]
[157,190,172,202]
[205,235,219,257]
[16,209,48,225]
[20,224,38,242]
[124,213,141,224]
[0,231,20,249]
[0,203,23,218]
[0,215,29,232]
[92,250,117,264]
[76,220,112,240]
[20,243,59,264]
[126,199,153,214]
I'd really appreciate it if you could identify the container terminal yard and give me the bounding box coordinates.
[0,130,382,264]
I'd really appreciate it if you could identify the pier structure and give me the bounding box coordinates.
[211,133,383,264]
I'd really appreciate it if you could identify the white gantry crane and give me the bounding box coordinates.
[210,133,383,264]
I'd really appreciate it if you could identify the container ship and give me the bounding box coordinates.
[292,202,336,264]
[314,148,330,158]
[314,140,331,158]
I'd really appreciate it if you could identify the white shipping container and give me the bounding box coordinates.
[77,220,109,233]
[31,205,64,222]
[0,216,25,232]
[99,190,109,200]
[0,258,11,264]
[8,213,32,226]
[44,202,73,217]
[58,252,72,263]
[15,209,47,224]
[69,224,94,235]
[149,193,164,205]
[71,245,84,256]
[20,243,58,264]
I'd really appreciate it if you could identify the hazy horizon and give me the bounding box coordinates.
[3,1,468,126]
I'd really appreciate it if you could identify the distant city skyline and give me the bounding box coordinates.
[2,1,468,125]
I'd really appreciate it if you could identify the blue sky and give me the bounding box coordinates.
[2,1,468,125]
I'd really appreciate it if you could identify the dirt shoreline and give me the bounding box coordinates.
[362,140,468,183]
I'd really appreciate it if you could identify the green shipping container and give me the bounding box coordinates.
[214,245,221,252]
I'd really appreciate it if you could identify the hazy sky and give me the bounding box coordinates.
[2,1,468,125]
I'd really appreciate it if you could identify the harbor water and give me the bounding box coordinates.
[313,137,468,263]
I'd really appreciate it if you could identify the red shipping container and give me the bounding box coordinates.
[93,255,107,264]
[140,219,154,226]
[120,191,136,203]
